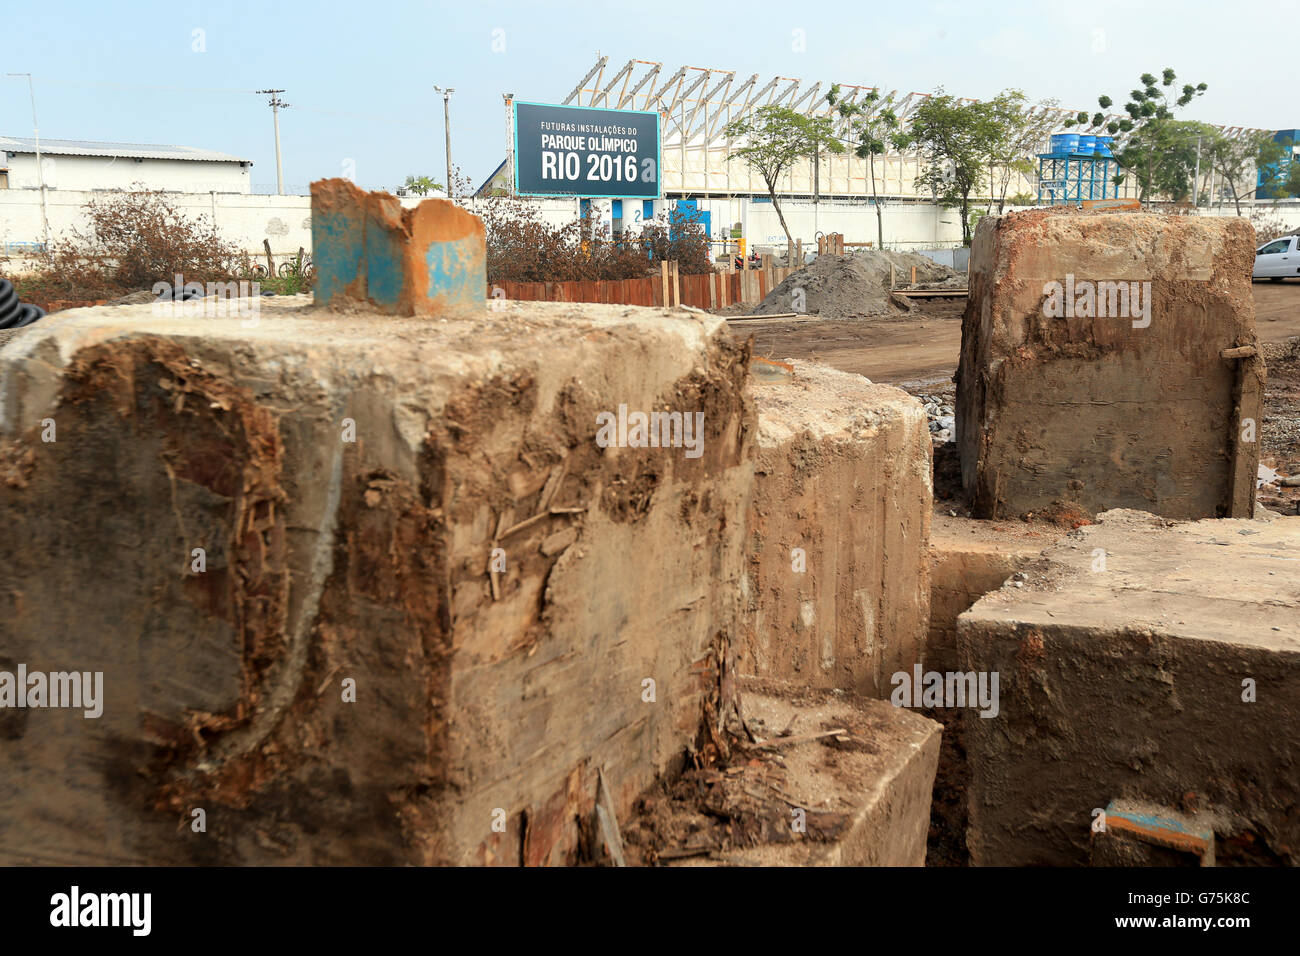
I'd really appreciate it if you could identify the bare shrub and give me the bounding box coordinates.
[449,169,713,283]
[35,187,240,298]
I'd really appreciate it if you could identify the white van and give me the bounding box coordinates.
[1253,234,1300,280]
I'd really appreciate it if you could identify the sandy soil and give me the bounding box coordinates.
[736,280,1300,387]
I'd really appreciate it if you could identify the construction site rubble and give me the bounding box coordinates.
[753,251,965,319]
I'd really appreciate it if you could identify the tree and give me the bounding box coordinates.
[403,174,443,196]
[724,105,843,246]
[1066,68,1207,202]
[984,90,1059,214]
[1205,131,1299,215]
[826,85,908,250]
[904,93,1001,245]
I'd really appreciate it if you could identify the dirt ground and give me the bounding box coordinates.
[737,281,1300,386]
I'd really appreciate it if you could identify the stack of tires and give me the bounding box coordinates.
[0,279,46,331]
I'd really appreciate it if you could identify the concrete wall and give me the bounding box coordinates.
[0,189,312,262]
[6,185,1296,273]
[2,153,249,193]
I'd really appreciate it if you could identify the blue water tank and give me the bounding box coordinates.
[1095,136,1114,157]
[1050,133,1080,155]
[1077,134,1096,154]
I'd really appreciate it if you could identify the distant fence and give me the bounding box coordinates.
[491,261,798,311]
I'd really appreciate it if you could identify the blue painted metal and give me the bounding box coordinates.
[424,236,485,311]
[1258,129,1300,199]
[1037,149,1120,205]
[312,210,364,305]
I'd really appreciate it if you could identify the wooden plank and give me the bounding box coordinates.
[660,260,669,308]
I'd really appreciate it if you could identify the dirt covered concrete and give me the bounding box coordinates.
[741,359,931,697]
[622,680,940,866]
[0,296,753,866]
[958,509,1300,866]
[958,211,1262,521]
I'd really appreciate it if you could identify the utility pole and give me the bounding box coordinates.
[1193,134,1202,209]
[7,73,50,250]
[434,85,455,199]
[256,89,289,195]
[504,93,515,198]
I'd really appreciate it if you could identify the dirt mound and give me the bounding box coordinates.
[754,251,964,319]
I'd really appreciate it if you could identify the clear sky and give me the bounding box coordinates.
[3,0,1294,194]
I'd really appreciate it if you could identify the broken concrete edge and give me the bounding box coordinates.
[652,677,942,866]
[311,178,487,317]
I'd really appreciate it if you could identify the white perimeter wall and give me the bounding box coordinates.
[4,188,1299,273]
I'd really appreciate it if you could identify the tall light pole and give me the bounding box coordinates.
[434,85,455,198]
[256,89,289,195]
[7,73,50,250]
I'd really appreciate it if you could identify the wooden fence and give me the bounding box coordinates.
[492,260,798,312]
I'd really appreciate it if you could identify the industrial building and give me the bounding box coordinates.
[0,137,253,193]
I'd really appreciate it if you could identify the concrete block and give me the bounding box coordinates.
[926,514,1063,673]
[957,211,1262,520]
[958,509,1300,866]
[741,360,931,697]
[311,178,486,316]
[0,296,753,866]
[633,683,941,866]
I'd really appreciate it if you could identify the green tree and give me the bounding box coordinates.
[826,85,908,250]
[725,105,843,246]
[904,93,1001,245]
[1066,68,1207,202]
[403,174,443,196]
[984,90,1060,214]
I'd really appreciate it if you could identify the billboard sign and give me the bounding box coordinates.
[513,101,660,199]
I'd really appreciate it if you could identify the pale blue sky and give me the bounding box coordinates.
[4,0,1294,193]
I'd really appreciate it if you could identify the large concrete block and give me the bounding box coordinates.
[957,211,1262,520]
[0,296,753,865]
[740,360,931,697]
[958,509,1300,866]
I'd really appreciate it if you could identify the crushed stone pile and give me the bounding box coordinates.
[754,251,965,319]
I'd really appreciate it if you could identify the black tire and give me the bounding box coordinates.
[13,303,45,328]
[1270,277,1283,283]
[278,262,296,278]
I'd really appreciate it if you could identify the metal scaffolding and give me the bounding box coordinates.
[492,56,1270,199]
[1037,153,1121,205]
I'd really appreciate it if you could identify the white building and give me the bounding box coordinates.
[0,137,253,194]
